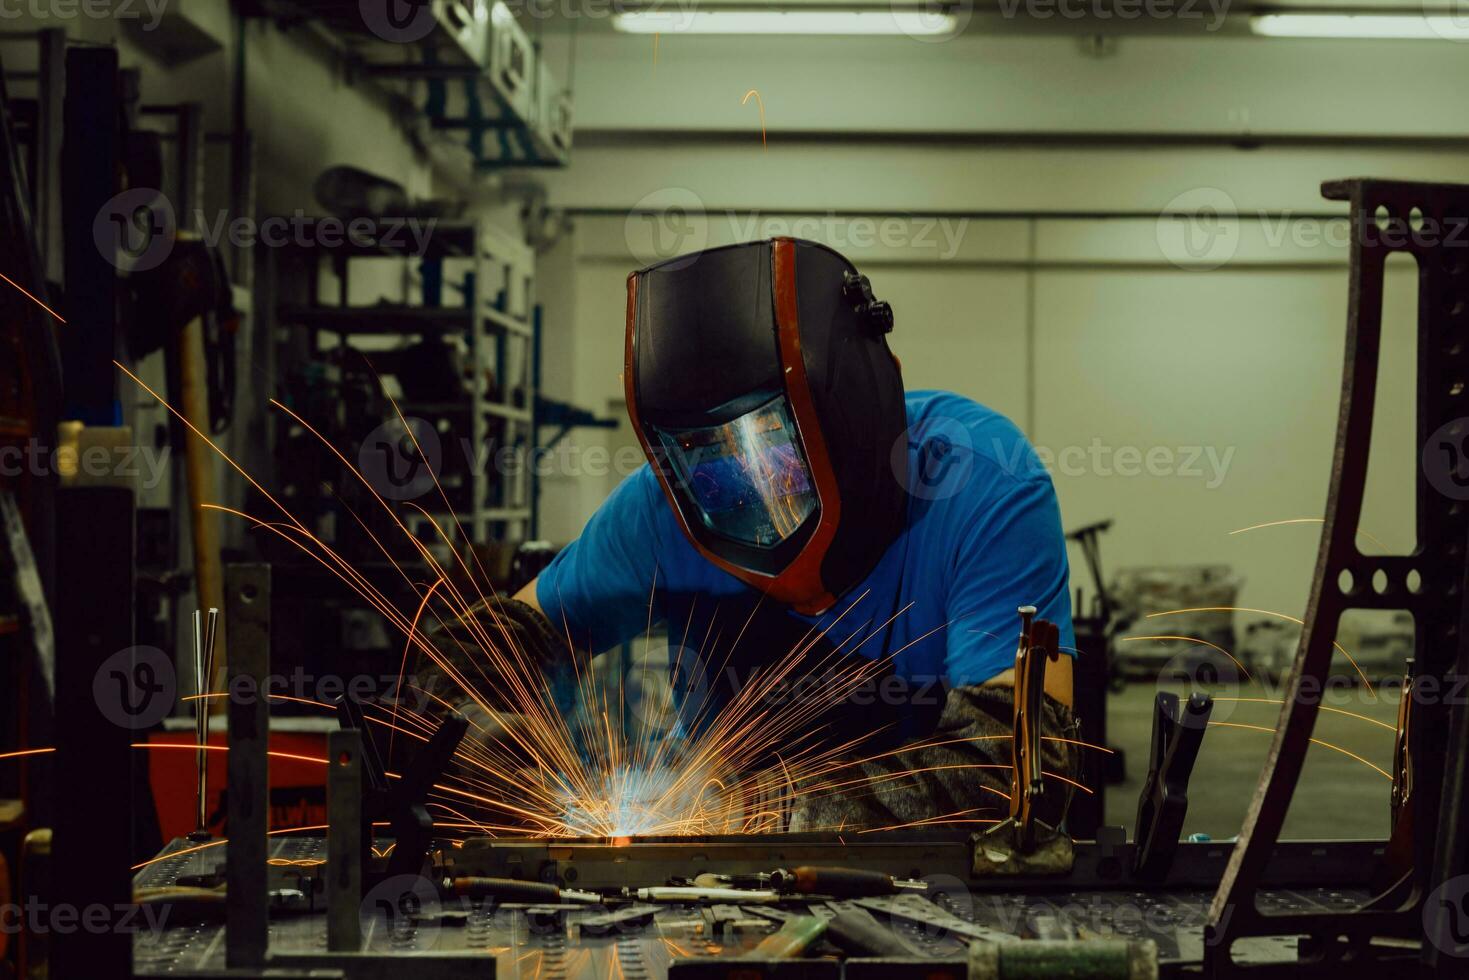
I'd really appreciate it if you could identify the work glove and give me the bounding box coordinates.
[410,597,573,757]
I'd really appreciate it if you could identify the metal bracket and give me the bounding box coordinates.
[1204,179,1469,975]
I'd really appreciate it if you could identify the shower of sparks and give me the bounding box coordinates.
[1121,634,1252,680]
[1146,606,1375,695]
[103,358,1112,840]
[1206,721,1391,779]
[1212,696,1399,733]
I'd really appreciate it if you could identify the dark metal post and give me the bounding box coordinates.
[226,563,270,968]
[52,485,134,979]
[327,728,364,952]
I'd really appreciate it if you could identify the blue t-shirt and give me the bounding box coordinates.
[537,390,1073,688]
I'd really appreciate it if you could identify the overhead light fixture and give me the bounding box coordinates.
[1250,12,1469,39]
[612,9,959,36]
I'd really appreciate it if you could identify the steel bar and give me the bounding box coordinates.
[226,564,270,968]
[327,728,364,953]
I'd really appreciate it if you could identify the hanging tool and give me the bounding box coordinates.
[189,606,219,840]
[767,866,927,899]
[1132,690,1212,881]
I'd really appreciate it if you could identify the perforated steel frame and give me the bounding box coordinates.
[1204,178,1469,977]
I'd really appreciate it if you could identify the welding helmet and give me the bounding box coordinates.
[625,238,907,615]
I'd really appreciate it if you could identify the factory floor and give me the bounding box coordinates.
[1103,681,1399,842]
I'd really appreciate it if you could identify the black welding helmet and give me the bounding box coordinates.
[625,238,907,615]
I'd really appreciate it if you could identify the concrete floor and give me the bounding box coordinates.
[1101,680,1398,842]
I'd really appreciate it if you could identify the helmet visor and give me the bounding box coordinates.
[652,397,817,548]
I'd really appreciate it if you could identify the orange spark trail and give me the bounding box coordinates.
[1122,634,1252,680]
[1147,606,1374,694]
[0,270,64,322]
[1207,720,1391,779]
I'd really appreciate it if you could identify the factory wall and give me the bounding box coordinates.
[531,27,1455,636]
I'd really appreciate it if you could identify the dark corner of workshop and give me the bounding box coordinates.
[0,1,1461,978]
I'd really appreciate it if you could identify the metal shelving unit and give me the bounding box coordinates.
[271,217,536,548]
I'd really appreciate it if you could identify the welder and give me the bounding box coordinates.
[435,238,1077,831]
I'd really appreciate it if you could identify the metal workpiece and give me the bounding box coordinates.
[1203,178,1469,976]
[225,563,270,969]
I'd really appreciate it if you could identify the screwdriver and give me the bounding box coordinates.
[447,876,599,904]
[768,866,928,898]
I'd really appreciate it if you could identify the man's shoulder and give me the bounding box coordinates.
[902,389,1048,488]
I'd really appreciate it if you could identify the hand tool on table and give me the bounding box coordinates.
[750,915,829,959]
[768,866,927,898]
[1132,690,1212,881]
[636,886,781,904]
[824,907,917,958]
[974,606,1071,872]
[447,876,599,905]
[1011,606,1058,852]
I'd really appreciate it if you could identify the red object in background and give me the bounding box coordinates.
[145,730,329,842]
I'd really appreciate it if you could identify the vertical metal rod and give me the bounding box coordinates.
[327,729,364,952]
[226,564,270,968]
[34,28,63,283]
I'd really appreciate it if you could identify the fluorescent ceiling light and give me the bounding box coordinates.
[613,9,958,35]
[1250,13,1469,39]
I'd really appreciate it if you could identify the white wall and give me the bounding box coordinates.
[525,23,1452,638]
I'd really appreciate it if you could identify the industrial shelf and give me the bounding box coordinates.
[270,214,537,548]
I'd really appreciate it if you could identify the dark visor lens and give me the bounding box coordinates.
[653,398,817,548]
